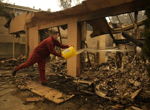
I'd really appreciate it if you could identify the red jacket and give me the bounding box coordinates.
[33,36,69,59]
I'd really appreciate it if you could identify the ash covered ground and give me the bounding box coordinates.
[0,50,150,110]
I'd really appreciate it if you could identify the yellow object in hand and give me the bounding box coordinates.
[62,46,77,59]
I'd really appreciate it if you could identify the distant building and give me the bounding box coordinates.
[0,3,39,58]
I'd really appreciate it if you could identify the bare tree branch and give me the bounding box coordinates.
[58,0,72,9]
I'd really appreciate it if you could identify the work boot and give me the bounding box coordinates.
[12,70,16,76]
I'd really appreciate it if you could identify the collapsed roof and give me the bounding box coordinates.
[9,0,149,37]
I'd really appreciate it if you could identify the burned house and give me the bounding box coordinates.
[0,3,39,58]
[7,0,148,78]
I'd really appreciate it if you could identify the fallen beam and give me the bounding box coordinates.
[26,81,74,104]
[114,39,130,44]
[122,32,143,48]
[112,19,146,33]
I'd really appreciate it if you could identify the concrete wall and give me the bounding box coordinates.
[0,42,25,58]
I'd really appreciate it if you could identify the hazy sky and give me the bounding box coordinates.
[3,0,83,12]
[3,0,110,21]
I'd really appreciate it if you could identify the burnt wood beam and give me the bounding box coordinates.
[122,32,143,47]
[78,0,148,22]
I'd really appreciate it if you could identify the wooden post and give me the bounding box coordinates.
[97,35,106,64]
[80,22,91,67]
[67,22,81,77]
[57,26,62,55]
[57,26,62,43]
[129,12,139,55]
[12,6,15,58]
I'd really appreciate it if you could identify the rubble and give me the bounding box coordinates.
[18,85,27,90]
[131,89,148,100]
[26,80,74,104]
[26,97,44,102]
[15,50,148,108]
[77,50,150,108]
[131,106,143,110]
[134,81,141,87]
[0,55,27,70]
[46,59,67,74]
[1,45,150,109]
[146,91,150,96]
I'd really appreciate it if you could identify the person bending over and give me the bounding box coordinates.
[12,31,72,85]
